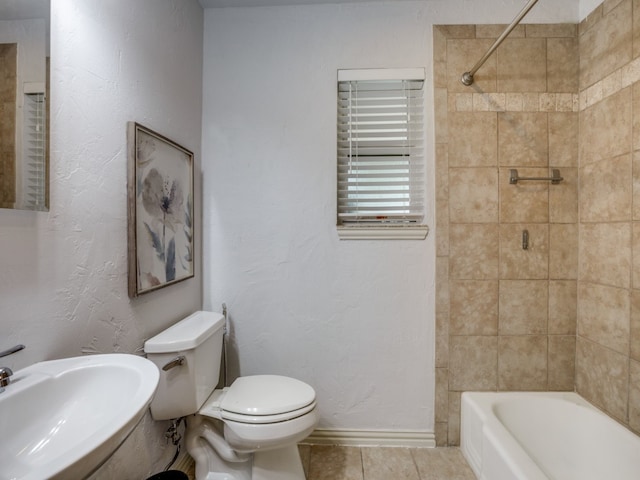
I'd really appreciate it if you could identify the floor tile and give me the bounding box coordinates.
[361,447,420,480]
[412,447,476,480]
[307,445,364,480]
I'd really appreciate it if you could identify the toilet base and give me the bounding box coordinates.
[253,444,306,480]
[186,416,306,480]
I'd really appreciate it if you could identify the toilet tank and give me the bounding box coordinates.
[144,311,225,420]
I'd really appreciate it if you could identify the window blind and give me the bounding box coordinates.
[337,68,425,224]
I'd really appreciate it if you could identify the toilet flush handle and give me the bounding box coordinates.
[162,355,185,371]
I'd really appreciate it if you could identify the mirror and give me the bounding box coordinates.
[0,0,50,211]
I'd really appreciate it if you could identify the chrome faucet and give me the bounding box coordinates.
[0,367,13,392]
[0,344,25,393]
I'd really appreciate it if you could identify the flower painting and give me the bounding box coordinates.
[127,123,194,297]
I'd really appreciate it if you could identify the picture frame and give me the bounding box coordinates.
[127,122,194,298]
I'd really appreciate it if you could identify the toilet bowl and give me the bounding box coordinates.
[144,311,318,480]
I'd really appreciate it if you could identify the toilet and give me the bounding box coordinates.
[144,311,318,480]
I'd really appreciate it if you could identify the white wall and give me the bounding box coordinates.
[202,0,579,435]
[0,0,203,477]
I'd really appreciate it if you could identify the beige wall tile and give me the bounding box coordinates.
[630,290,640,361]
[435,368,449,416]
[634,0,640,58]
[436,256,450,335]
[477,24,524,38]
[632,82,640,150]
[435,144,449,201]
[436,197,449,257]
[449,336,498,391]
[450,280,498,335]
[500,224,549,279]
[579,222,631,288]
[548,335,576,390]
[579,4,603,36]
[498,335,548,390]
[449,168,499,223]
[576,337,629,422]
[549,113,578,167]
[580,0,632,88]
[499,280,548,335]
[577,282,630,354]
[436,25,476,39]
[499,168,549,223]
[448,113,497,167]
[604,0,627,15]
[436,334,449,368]
[434,88,448,144]
[633,152,640,221]
[434,422,448,447]
[498,112,548,167]
[579,88,632,166]
[448,392,462,446]
[631,222,640,288]
[526,24,577,38]
[580,154,632,222]
[549,224,578,279]
[547,37,579,92]
[497,38,547,92]
[629,359,640,433]
[549,280,578,334]
[550,167,578,224]
[434,28,448,89]
[447,38,497,93]
[450,224,499,279]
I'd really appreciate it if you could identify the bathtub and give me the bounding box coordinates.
[460,391,640,480]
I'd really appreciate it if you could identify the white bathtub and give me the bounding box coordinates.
[460,391,640,480]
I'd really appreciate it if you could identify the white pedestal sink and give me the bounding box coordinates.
[0,354,160,480]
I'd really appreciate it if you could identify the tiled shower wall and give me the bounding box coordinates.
[576,0,640,434]
[433,24,580,446]
[435,0,640,447]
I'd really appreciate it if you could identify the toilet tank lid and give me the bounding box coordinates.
[144,311,225,353]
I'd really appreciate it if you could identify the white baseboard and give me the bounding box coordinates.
[302,429,436,448]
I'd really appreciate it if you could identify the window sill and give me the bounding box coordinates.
[337,224,429,240]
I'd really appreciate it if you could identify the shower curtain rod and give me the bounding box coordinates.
[461,0,539,86]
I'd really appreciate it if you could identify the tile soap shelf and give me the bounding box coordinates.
[509,168,563,185]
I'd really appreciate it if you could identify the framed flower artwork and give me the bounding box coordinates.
[127,122,194,298]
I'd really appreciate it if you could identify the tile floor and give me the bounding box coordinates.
[181,446,476,480]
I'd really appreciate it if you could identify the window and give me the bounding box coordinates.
[337,68,427,240]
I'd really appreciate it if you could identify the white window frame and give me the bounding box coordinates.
[336,68,428,240]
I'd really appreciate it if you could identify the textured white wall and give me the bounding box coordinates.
[202,0,579,435]
[0,0,585,475]
[0,0,203,477]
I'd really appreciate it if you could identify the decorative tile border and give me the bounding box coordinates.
[580,56,640,110]
[446,52,640,114]
[449,91,579,113]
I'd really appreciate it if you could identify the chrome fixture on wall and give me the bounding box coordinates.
[509,168,563,185]
[461,0,539,86]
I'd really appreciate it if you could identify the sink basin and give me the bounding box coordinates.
[0,353,159,480]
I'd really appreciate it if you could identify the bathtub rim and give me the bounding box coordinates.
[460,391,602,480]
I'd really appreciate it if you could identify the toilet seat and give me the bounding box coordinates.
[199,375,317,425]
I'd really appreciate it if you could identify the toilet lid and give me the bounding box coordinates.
[221,375,316,417]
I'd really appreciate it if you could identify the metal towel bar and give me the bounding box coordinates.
[509,169,563,185]
[0,344,25,358]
